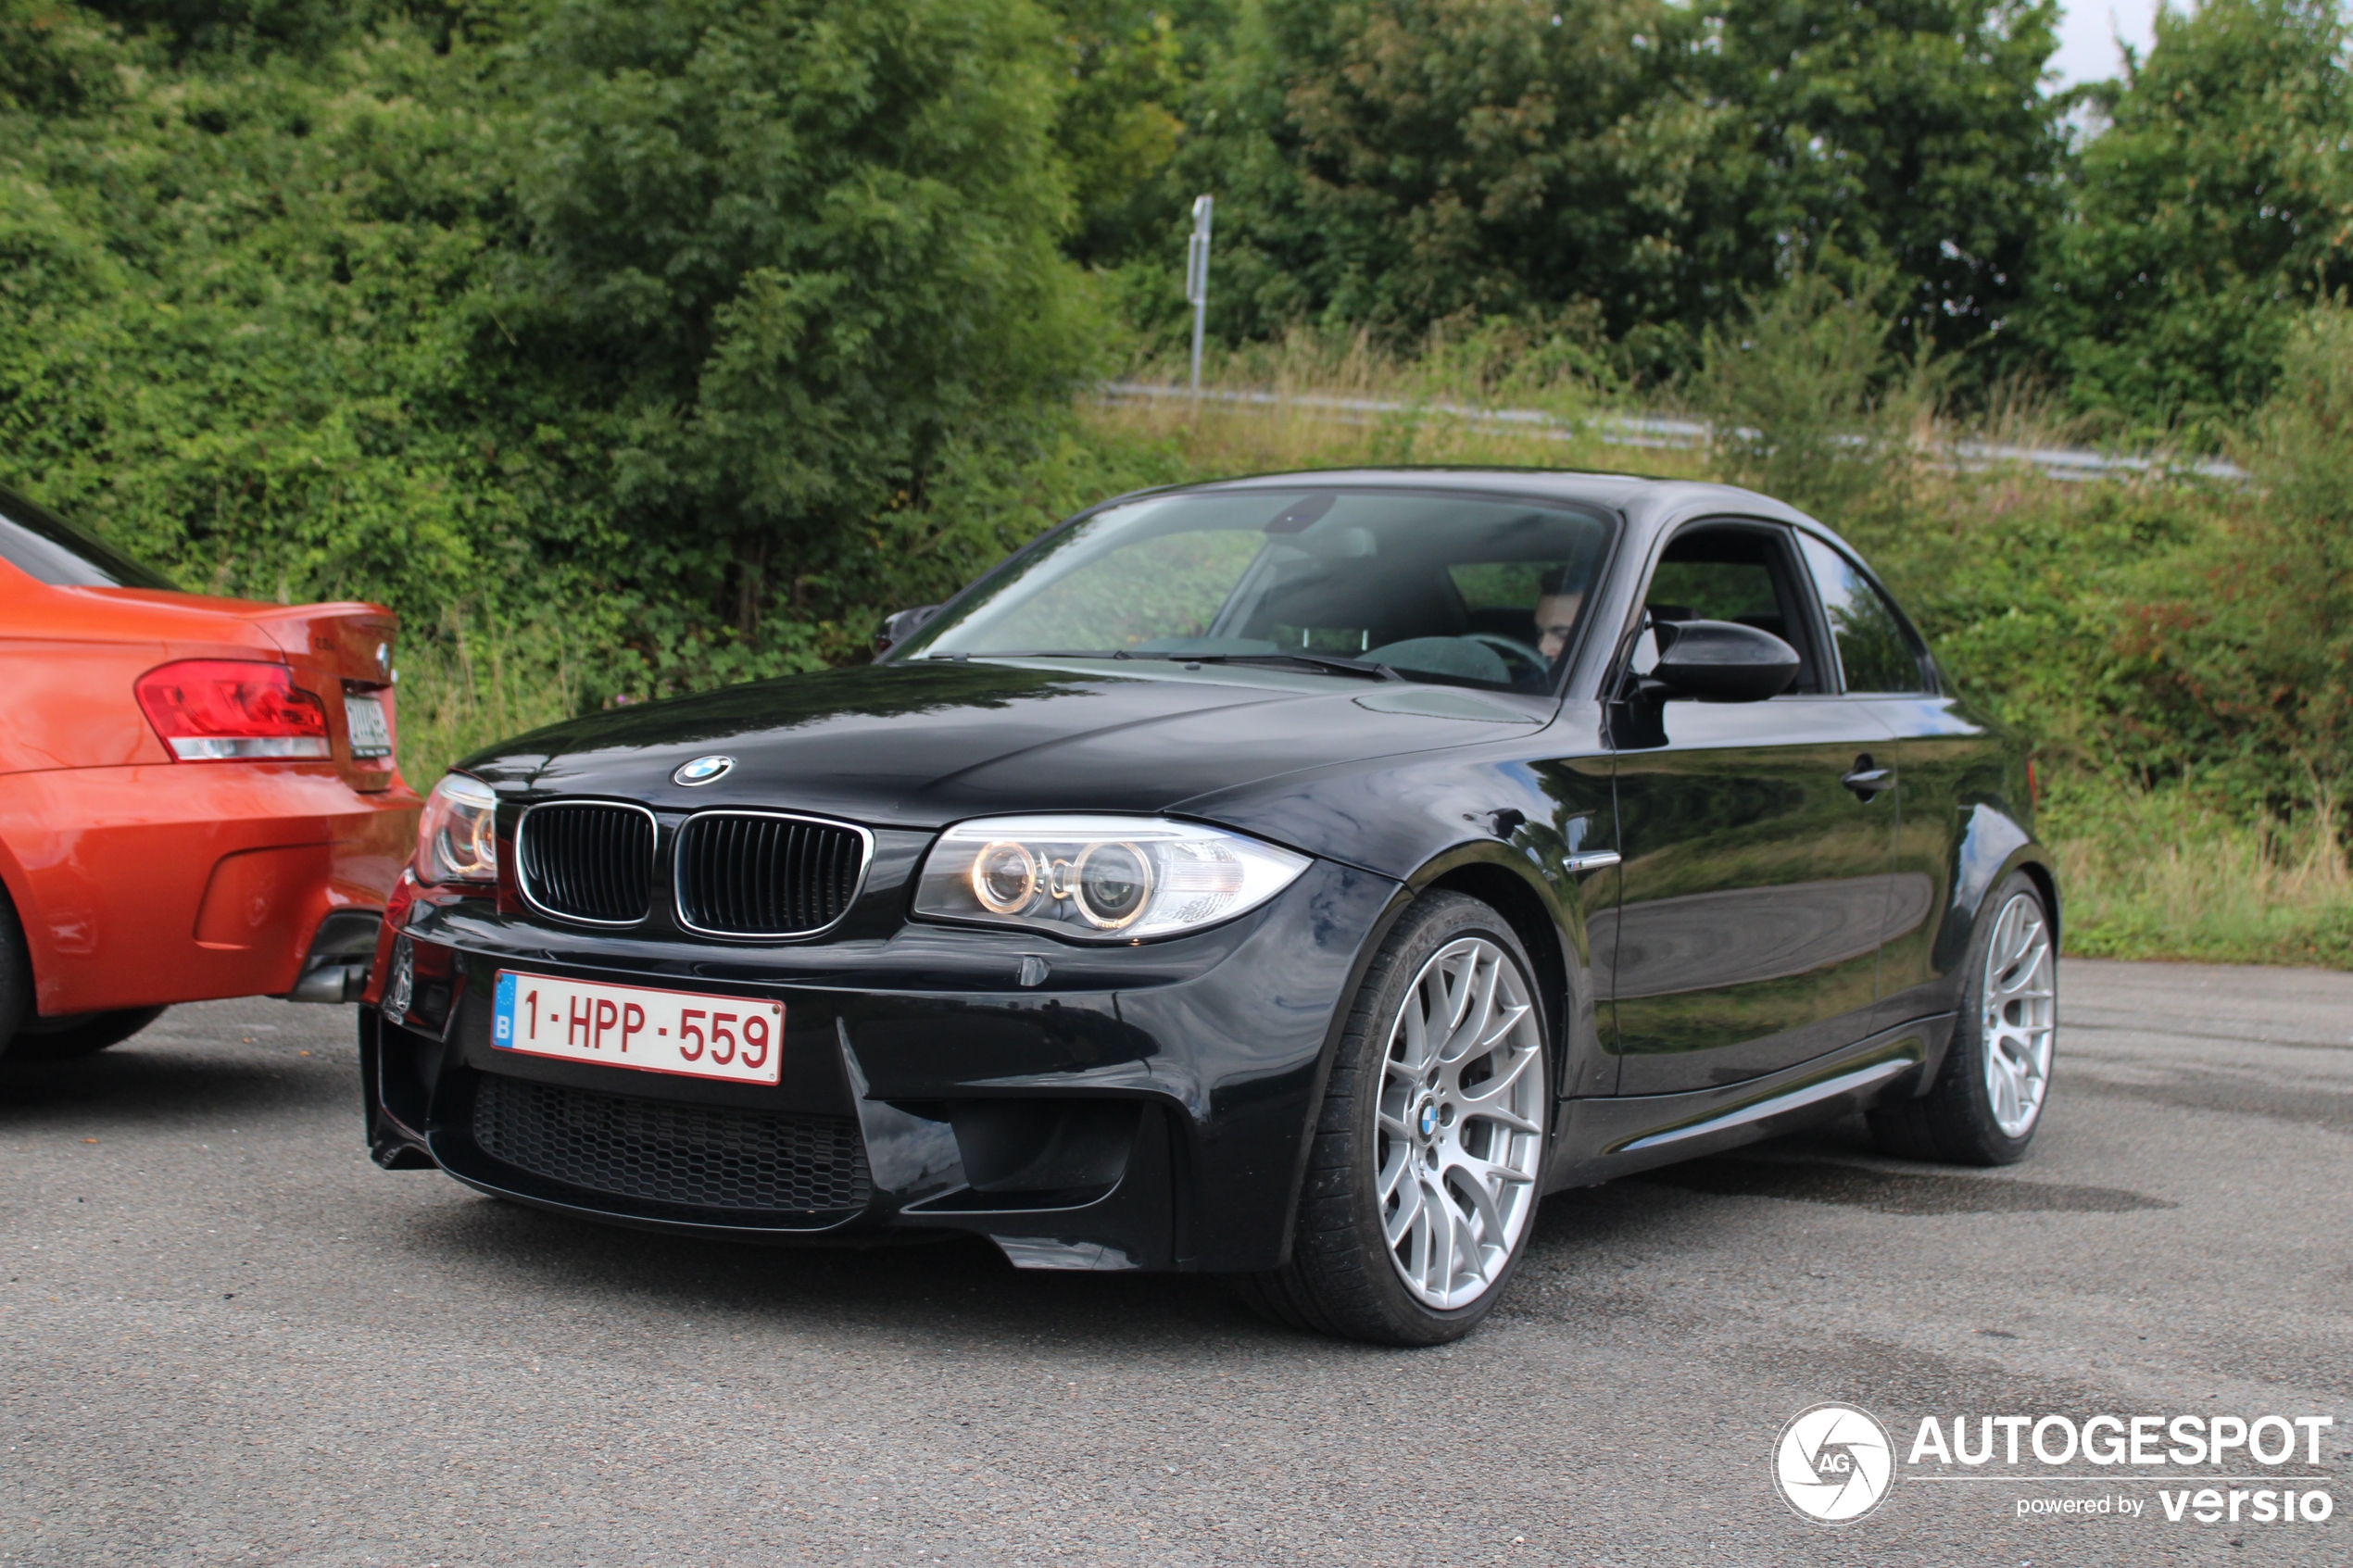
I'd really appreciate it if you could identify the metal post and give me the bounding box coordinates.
[1185,194,1214,394]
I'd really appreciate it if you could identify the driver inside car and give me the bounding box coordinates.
[1534,567,1584,663]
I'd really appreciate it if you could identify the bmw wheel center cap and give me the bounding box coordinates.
[673,755,735,786]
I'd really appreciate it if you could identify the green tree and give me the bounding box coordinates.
[1,0,133,112]
[2023,0,2353,433]
[1047,0,1191,265]
[1143,0,2059,375]
[73,0,441,58]
[1168,0,1727,346]
[1707,0,2062,368]
[493,0,1096,654]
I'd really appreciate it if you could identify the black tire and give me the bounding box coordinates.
[1869,871,2056,1166]
[11,1006,170,1061]
[0,887,27,1060]
[1236,892,1552,1346]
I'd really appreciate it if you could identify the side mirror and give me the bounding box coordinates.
[1651,619,1799,702]
[873,604,942,657]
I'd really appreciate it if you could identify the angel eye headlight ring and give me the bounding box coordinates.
[1071,840,1154,930]
[914,814,1313,943]
[970,840,1040,914]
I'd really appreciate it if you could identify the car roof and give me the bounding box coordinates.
[1156,468,1825,540]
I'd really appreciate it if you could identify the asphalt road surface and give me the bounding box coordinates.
[3,960,2347,1567]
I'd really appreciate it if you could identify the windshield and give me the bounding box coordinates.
[904,488,1615,691]
[0,485,180,590]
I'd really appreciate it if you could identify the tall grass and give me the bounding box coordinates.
[1105,332,1705,477]
[393,609,587,791]
[2045,784,2353,966]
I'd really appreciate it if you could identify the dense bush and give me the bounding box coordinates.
[0,0,1151,691]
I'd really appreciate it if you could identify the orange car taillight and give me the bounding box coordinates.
[134,659,331,760]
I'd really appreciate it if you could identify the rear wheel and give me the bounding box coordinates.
[11,1006,170,1061]
[1236,893,1550,1346]
[1869,872,2056,1165]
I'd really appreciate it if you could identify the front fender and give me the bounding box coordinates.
[1938,801,2057,980]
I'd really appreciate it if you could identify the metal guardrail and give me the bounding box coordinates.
[1100,382,2248,484]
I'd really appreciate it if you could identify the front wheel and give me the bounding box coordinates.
[1870,872,2056,1165]
[1236,893,1551,1345]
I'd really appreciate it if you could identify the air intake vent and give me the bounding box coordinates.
[674,811,869,937]
[471,1073,872,1216]
[516,801,656,925]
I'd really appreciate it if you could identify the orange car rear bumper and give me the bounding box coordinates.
[0,763,419,1016]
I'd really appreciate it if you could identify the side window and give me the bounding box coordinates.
[1797,535,1930,695]
[1641,524,1827,694]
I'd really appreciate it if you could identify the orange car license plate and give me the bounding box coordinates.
[491,972,784,1085]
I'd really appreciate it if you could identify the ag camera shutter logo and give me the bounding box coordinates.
[1776,1403,1895,1524]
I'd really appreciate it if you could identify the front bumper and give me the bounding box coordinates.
[362,859,1401,1273]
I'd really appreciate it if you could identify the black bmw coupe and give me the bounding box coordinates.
[366,470,2057,1345]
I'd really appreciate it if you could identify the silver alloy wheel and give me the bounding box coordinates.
[1377,935,1547,1309]
[1980,890,2057,1138]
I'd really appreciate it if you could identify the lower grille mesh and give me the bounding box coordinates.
[471,1073,872,1215]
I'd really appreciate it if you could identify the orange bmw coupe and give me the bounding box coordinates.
[0,485,421,1060]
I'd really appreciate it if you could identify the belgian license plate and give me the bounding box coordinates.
[346,691,393,759]
[491,972,785,1085]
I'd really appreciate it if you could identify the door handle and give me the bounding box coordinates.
[1842,756,1894,797]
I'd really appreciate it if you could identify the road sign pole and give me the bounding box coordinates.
[1185,194,1214,394]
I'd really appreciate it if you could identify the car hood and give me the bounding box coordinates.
[461,659,1546,830]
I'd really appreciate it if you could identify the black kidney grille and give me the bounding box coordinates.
[471,1073,873,1216]
[519,803,654,924]
[676,813,865,936]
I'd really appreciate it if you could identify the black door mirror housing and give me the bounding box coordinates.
[1651,619,1801,702]
[874,604,942,657]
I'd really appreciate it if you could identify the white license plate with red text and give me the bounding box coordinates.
[491,972,784,1085]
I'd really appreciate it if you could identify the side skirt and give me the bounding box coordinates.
[1546,1014,1956,1188]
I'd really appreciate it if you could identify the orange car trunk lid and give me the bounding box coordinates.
[245,603,403,792]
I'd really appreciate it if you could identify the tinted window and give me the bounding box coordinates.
[909,490,1615,691]
[1798,535,1929,694]
[0,486,179,590]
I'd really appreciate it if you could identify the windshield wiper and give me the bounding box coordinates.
[923,650,1129,661]
[1182,652,1401,682]
[931,648,1400,681]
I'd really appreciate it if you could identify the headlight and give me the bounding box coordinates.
[416,773,498,885]
[913,815,1311,942]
